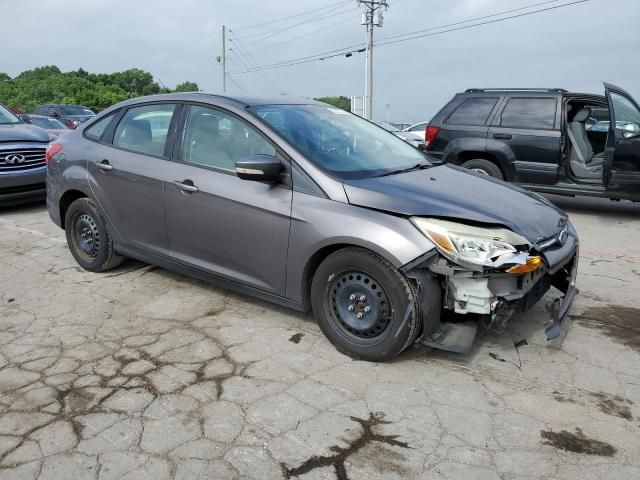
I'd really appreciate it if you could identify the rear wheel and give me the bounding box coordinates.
[310,248,421,361]
[65,198,123,272]
[461,159,504,180]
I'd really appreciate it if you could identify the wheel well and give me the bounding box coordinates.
[300,243,360,311]
[59,190,88,229]
[454,151,505,178]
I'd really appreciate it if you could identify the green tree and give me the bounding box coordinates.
[174,81,199,92]
[0,66,199,113]
[313,96,351,111]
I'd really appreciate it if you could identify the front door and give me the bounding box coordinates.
[87,103,179,256]
[164,104,292,295]
[603,82,640,186]
[489,96,561,184]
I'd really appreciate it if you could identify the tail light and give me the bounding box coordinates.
[45,143,62,165]
[425,125,440,149]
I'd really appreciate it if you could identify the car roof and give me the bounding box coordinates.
[109,92,324,110]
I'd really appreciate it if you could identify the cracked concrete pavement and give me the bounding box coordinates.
[0,196,639,480]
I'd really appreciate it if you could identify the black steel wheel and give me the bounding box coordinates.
[311,247,421,361]
[65,198,123,272]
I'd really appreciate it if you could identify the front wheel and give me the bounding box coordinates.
[65,198,123,272]
[461,159,504,180]
[310,248,421,361]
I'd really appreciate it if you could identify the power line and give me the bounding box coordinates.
[228,30,282,93]
[232,0,350,32]
[228,0,589,75]
[243,12,357,55]
[236,1,355,44]
[376,0,589,47]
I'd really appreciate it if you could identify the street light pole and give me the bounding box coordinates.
[221,25,226,92]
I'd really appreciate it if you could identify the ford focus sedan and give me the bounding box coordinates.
[46,93,578,361]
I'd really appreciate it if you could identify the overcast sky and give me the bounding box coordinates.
[3,0,639,122]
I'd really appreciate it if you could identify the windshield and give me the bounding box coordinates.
[59,105,95,116]
[30,117,67,129]
[0,104,20,125]
[251,104,429,179]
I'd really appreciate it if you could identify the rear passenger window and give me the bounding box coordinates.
[501,98,557,129]
[113,104,176,157]
[446,98,498,126]
[84,113,115,141]
[182,105,275,172]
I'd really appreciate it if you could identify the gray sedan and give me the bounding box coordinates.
[46,93,578,361]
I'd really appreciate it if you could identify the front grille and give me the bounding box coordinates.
[0,147,47,171]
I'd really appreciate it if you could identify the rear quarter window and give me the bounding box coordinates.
[445,97,499,126]
[500,97,557,129]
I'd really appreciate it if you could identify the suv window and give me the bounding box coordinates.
[113,104,176,157]
[85,113,116,141]
[500,97,557,129]
[446,97,498,126]
[36,106,48,115]
[182,105,275,172]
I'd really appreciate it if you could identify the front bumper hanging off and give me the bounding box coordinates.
[406,227,579,353]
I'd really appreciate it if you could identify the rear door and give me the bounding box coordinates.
[431,96,499,156]
[603,83,640,186]
[163,103,292,295]
[489,96,561,184]
[87,102,180,256]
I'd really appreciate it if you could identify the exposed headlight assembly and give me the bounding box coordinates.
[411,217,540,273]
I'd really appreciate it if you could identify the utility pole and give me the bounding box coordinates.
[358,1,387,120]
[217,26,226,92]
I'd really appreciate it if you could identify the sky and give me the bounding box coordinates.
[2,0,639,122]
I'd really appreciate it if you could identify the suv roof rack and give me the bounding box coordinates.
[465,88,568,93]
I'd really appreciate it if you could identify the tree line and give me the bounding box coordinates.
[0,66,199,113]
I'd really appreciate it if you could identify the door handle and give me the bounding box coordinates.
[493,133,513,140]
[174,180,199,193]
[97,160,113,171]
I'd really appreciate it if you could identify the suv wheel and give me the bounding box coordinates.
[65,198,123,272]
[461,159,504,180]
[310,247,421,361]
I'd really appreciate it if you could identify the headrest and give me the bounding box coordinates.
[573,107,591,123]
[191,114,219,138]
[122,119,151,145]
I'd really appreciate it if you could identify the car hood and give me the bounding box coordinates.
[0,123,50,143]
[342,164,567,243]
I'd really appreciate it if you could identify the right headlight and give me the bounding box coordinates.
[411,217,539,272]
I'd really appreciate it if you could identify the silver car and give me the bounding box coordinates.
[46,93,578,361]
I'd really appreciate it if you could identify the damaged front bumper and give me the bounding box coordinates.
[405,224,579,352]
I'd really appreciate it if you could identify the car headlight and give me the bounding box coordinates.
[411,217,536,271]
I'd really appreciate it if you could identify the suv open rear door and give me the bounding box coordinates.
[603,82,640,186]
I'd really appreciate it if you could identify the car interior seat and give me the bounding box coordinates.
[188,113,234,170]
[120,119,153,153]
[568,107,604,180]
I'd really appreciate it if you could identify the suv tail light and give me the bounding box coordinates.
[45,143,62,165]
[425,125,440,149]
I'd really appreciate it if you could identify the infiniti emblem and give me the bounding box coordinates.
[5,154,26,164]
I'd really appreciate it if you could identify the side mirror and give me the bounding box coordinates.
[235,154,282,182]
[50,111,60,118]
[19,114,32,124]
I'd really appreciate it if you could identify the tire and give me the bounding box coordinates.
[64,198,123,272]
[310,247,421,362]
[461,159,504,180]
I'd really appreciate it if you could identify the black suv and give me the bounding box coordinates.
[425,83,640,202]
[35,104,95,129]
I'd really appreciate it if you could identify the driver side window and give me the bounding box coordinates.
[182,105,276,172]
